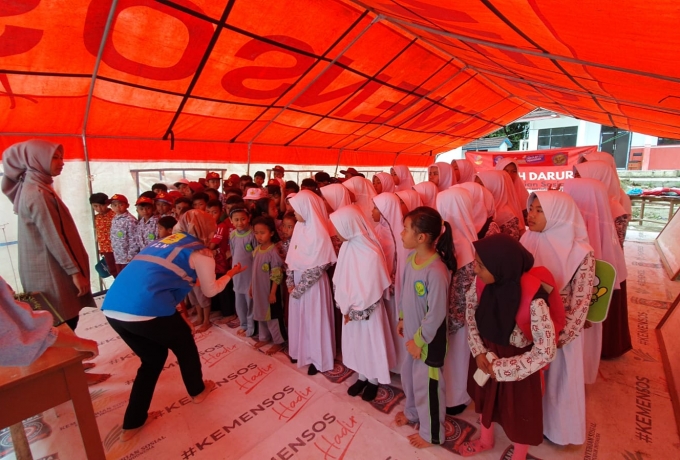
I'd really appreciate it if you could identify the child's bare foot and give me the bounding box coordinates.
[458,439,494,457]
[265,344,284,355]
[394,411,409,427]
[119,411,162,442]
[195,323,211,333]
[192,380,216,404]
[237,329,247,337]
[214,315,236,324]
[408,433,433,449]
[253,340,269,349]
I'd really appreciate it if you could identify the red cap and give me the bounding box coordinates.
[167,190,182,201]
[135,196,154,206]
[340,167,359,176]
[155,192,174,204]
[188,181,204,193]
[273,165,285,172]
[110,194,128,204]
[205,171,221,180]
[174,178,190,187]
[226,174,241,186]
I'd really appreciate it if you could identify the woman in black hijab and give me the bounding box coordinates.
[459,234,560,460]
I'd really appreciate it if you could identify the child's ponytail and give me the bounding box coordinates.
[436,221,456,272]
[405,206,457,271]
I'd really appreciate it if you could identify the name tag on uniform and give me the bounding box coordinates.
[159,233,186,245]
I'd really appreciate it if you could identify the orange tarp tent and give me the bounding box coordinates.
[1,0,679,167]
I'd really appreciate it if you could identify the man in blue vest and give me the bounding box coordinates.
[102,210,246,442]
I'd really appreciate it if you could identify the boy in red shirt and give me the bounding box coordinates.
[207,199,236,319]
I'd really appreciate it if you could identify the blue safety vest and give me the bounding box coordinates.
[102,233,204,317]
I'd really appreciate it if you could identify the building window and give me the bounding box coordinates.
[537,126,578,149]
[658,137,680,146]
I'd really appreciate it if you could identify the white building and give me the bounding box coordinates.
[520,109,658,169]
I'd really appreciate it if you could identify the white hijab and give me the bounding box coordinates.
[436,188,477,269]
[286,190,337,271]
[395,189,423,212]
[374,172,396,194]
[392,165,415,192]
[374,193,408,302]
[583,151,617,168]
[520,191,593,291]
[495,158,530,210]
[477,170,519,226]
[412,181,438,209]
[455,182,495,233]
[563,179,627,288]
[430,162,456,191]
[320,184,352,212]
[574,161,627,219]
[454,159,477,183]
[343,176,377,224]
[330,206,391,314]
[581,153,632,216]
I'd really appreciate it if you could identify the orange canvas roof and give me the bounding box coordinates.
[1,0,678,166]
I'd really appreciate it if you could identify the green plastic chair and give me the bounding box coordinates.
[587,260,616,323]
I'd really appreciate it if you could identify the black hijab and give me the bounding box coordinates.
[473,233,534,346]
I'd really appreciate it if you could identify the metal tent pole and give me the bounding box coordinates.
[82,0,119,289]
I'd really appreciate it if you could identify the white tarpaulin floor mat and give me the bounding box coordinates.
[1,232,679,460]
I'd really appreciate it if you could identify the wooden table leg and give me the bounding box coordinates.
[64,363,106,460]
[9,422,33,460]
[669,202,675,222]
[639,198,646,224]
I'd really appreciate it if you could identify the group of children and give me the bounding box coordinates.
[92,155,631,458]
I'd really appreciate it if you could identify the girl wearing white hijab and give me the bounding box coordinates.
[373,193,409,372]
[495,158,530,224]
[575,160,630,247]
[286,191,337,374]
[320,183,352,212]
[395,189,423,216]
[412,181,439,209]
[582,152,633,220]
[391,165,416,192]
[452,159,477,183]
[343,176,378,225]
[436,187,477,415]
[520,191,595,446]
[373,172,396,194]
[330,206,397,400]
[455,182,500,239]
[564,179,630,365]
[477,170,524,239]
[428,162,456,192]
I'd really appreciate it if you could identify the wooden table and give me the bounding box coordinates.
[0,328,105,460]
[630,195,680,225]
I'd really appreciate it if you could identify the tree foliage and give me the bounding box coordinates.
[483,122,529,150]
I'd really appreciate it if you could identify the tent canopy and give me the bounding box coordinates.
[1,0,679,166]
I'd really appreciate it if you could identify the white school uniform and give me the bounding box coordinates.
[373,193,409,371]
[521,191,595,445]
[286,191,337,372]
[330,206,396,384]
[437,187,478,408]
[564,178,627,383]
